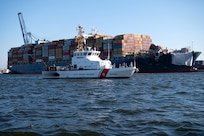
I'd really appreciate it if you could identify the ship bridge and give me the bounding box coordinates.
[72,47,112,70]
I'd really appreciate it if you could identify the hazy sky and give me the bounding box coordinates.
[1,0,204,69]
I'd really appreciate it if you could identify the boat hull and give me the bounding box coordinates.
[42,67,136,79]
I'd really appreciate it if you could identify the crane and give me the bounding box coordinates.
[18,12,37,45]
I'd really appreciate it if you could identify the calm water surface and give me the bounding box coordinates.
[0,72,204,136]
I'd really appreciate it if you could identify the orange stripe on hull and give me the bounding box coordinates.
[99,69,109,78]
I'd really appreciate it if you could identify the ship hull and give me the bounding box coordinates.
[136,64,197,73]
[9,61,70,74]
[135,52,199,73]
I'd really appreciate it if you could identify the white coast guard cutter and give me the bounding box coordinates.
[42,26,137,79]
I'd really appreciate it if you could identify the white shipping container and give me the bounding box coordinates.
[36,59,43,62]
[49,56,55,61]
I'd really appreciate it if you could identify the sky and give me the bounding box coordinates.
[0,0,204,69]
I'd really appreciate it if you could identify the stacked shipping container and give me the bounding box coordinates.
[8,44,34,65]
[63,39,73,61]
[141,35,152,51]
[8,33,152,67]
[8,47,19,65]
[112,34,152,58]
[23,44,33,63]
[102,38,113,59]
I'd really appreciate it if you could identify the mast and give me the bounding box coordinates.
[76,25,85,51]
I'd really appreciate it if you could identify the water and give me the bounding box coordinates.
[0,73,204,136]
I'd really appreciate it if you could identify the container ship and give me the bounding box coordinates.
[7,33,201,74]
[7,13,201,74]
[7,33,151,74]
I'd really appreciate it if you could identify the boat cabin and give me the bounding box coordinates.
[72,47,112,70]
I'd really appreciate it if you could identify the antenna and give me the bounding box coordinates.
[92,27,97,35]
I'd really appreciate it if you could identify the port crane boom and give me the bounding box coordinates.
[18,12,37,45]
